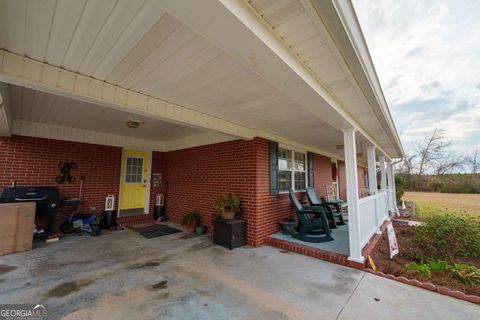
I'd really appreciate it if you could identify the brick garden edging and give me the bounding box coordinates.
[366,219,480,304]
[364,268,480,304]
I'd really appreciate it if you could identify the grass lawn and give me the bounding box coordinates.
[404,191,480,220]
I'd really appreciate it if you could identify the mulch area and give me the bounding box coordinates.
[372,227,480,296]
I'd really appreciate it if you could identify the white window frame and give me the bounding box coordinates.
[278,145,308,193]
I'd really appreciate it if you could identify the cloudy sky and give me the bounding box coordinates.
[353,0,480,155]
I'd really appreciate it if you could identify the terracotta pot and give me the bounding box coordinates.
[185,221,198,232]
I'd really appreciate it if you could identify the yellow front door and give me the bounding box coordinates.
[120,149,149,212]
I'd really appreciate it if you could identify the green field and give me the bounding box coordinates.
[405,191,480,220]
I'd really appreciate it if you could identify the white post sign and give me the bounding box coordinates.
[387,223,399,258]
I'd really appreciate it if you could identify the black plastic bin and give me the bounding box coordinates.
[103,210,117,229]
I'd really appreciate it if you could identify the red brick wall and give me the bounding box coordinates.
[159,139,259,243]
[338,160,367,200]
[0,135,156,229]
[158,139,336,246]
[0,135,334,245]
[0,136,125,228]
[248,138,295,245]
[313,154,333,198]
[338,161,346,200]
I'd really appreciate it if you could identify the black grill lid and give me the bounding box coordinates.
[0,187,60,202]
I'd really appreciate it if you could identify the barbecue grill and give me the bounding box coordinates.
[0,186,60,239]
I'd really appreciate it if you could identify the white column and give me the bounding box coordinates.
[343,128,364,263]
[379,155,389,222]
[386,159,394,213]
[367,147,377,195]
[391,163,399,215]
[379,155,386,192]
[367,146,380,233]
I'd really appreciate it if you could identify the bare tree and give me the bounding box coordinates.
[399,153,417,175]
[433,153,463,176]
[464,149,480,174]
[415,129,450,188]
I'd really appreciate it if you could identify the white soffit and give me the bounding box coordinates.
[0,0,395,159]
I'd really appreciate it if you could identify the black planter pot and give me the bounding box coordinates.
[154,205,165,220]
[103,210,117,229]
[278,219,296,235]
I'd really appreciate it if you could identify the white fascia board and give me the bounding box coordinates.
[0,82,12,136]
[151,0,391,158]
[331,0,404,157]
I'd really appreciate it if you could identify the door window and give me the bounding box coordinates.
[125,156,144,183]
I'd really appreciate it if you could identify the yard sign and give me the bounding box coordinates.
[387,223,399,259]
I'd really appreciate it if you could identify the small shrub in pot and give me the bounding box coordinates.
[213,193,240,219]
[183,211,201,232]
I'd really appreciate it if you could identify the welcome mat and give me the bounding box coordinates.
[136,225,182,239]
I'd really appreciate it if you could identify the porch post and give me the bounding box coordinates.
[379,155,389,221]
[343,128,364,263]
[391,163,399,216]
[379,155,386,192]
[367,146,380,233]
[386,160,395,214]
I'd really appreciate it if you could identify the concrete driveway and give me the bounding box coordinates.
[0,227,478,320]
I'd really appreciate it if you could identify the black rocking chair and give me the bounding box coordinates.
[306,187,346,227]
[289,189,333,243]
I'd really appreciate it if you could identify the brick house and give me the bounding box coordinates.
[0,0,403,264]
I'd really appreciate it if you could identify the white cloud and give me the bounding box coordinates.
[353,0,480,154]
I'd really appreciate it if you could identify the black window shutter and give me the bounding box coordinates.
[308,152,315,188]
[269,141,279,195]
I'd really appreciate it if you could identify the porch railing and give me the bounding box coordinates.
[357,191,390,248]
[358,195,377,247]
[377,191,388,222]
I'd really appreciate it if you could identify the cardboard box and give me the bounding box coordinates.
[0,202,36,256]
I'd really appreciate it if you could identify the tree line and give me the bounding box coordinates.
[397,129,480,193]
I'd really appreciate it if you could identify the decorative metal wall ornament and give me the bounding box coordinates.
[56,162,77,184]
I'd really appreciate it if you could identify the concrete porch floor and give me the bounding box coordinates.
[0,228,478,320]
[270,224,350,256]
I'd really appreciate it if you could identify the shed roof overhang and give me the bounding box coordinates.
[0,0,403,160]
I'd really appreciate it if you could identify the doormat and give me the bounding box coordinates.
[139,226,182,239]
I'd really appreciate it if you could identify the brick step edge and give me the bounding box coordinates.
[364,268,480,304]
[265,237,364,270]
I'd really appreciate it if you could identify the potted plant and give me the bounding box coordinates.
[183,211,200,232]
[195,224,206,235]
[278,217,297,235]
[213,193,240,220]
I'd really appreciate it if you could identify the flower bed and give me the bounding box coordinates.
[371,226,480,297]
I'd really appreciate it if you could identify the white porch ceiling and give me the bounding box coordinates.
[0,0,401,159]
[7,84,203,141]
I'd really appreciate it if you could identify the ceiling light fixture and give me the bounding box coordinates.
[126,120,142,129]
